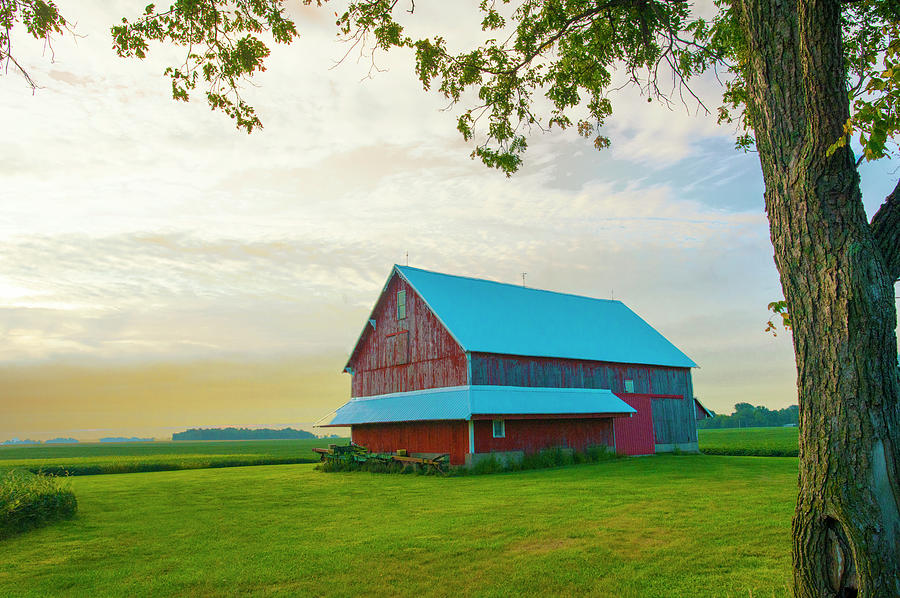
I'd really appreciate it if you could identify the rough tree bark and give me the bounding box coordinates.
[735,0,900,596]
[870,180,900,279]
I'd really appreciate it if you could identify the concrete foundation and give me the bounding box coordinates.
[464,450,525,468]
[654,442,700,453]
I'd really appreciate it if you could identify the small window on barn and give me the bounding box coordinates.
[624,379,635,393]
[397,290,407,320]
[492,419,505,438]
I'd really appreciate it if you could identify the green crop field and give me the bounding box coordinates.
[0,438,348,476]
[0,455,796,597]
[699,427,799,457]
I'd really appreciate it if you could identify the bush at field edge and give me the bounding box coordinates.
[0,470,77,540]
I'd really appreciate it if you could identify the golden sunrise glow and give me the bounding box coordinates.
[0,358,349,441]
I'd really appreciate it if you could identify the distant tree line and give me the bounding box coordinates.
[1,438,79,445]
[172,427,316,441]
[698,403,799,429]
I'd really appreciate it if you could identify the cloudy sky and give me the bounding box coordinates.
[2,1,898,441]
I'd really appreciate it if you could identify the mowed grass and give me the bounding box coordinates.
[0,439,348,476]
[699,427,799,457]
[0,455,796,598]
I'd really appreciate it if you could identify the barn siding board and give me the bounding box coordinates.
[650,396,696,445]
[651,399,673,445]
[612,395,656,456]
[685,374,697,442]
[646,372,696,445]
[351,421,468,465]
[473,418,614,454]
[349,275,467,397]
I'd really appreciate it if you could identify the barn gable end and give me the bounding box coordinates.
[346,271,468,398]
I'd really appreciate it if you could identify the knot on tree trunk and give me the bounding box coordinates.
[825,518,858,597]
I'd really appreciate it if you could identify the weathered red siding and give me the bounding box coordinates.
[471,352,689,395]
[612,394,656,456]
[349,275,468,397]
[473,418,614,454]
[352,421,469,465]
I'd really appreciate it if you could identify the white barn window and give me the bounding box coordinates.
[397,290,407,320]
[492,419,505,438]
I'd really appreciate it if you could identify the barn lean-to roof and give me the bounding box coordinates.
[320,385,636,426]
[345,265,697,371]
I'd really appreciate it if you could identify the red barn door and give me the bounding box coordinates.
[613,394,655,456]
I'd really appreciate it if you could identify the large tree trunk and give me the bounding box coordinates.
[735,0,900,596]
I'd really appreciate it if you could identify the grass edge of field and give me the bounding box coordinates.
[0,438,349,477]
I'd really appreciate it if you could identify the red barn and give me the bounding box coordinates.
[320,266,700,466]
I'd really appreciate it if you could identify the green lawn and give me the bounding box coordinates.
[0,455,796,597]
[0,438,348,476]
[699,427,799,457]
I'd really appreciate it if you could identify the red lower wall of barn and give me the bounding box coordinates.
[351,408,655,465]
[473,418,614,454]
[351,421,469,465]
[613,394,656,456]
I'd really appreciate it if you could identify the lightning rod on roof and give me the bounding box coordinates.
[522,272,527,287]
[405,251,409,266]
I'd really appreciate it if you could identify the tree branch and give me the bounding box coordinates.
[870,179,900,280]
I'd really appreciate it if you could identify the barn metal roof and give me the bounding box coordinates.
[394,265,697,368]
[319,385,635,426]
